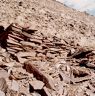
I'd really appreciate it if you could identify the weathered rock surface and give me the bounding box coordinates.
[0,0,95,96]
[29,80,44,90]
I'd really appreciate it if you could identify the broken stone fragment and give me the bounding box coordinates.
[10,80,19,91]
[30,39,42,45]
[23,61,55,90]
[9,47,23,51]
[44,74,55,90]
[20,41,37,47]
[7,47,18,54]
[8,33,24,41]
[0,90,5,96]
[8,35,19,43]
[43,87,51,96]
[29,80,44,90]
[7,39,21,46]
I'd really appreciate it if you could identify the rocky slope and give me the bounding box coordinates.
[0,0,95,96]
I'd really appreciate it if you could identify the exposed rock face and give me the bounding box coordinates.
[0,0,95,96]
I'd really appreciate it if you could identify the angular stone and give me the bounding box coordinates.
[24,62,54,89]
[0,90,5,96]
[10,80,19,91]
[43,87,51,96]
[29,80,44,90]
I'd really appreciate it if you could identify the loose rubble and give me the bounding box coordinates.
[0,23,94,96]
[0,0,95,96]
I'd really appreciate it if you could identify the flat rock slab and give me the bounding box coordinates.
[10,80,19,91]
[29,80,44,90]
[0,90,5,96]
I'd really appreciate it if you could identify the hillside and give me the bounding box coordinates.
[0,0,95,96]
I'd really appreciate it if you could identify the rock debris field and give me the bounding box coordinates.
[0,0,95,96]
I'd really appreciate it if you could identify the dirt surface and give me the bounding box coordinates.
[0,0,95,96]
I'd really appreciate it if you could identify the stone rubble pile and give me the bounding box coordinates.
[0,23,95,96]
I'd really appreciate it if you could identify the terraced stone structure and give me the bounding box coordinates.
[0,0,95,96]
